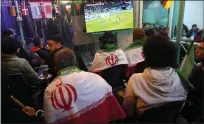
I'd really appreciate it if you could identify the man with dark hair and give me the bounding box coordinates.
[2,29,14,38]
[2,29,34,65]
[22,48,126,124]
[31,37,51,66]
[2,37,39,88]
[159,27,170,40]
[174,23,189,37]
[123,35,187,116]
[187,24,199,38]
[47,35,88,78]
[145,28,155,38]
[182,40,204,122]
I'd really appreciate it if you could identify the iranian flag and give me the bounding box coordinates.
[44,71,126,124]
[90,49,129,73]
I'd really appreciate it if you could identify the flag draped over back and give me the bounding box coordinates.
[161,0,173,9]
[90,49,128,73]
[44,69,126,124]
[124,41,145,77]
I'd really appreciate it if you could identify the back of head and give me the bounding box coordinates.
[2,30,14,38]
[54,48,77,72]
[133,28,145,41]
[145,29,155,37]
[99,31,117,45]
[2,36,20,54]
[159,27,169,35]
[143,35,177,68]
[47,35,63,45]
[192,24,197,27]
[33,37,42,47]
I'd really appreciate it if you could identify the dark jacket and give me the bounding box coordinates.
[31,47,52,68]
[174,24,189,37]
[182,61,204,122]
[186,28,199,38]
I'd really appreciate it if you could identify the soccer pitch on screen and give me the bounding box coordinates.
[85,10,133,33]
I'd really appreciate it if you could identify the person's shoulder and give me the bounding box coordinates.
[14,57,28,63]
[129,73,143,83]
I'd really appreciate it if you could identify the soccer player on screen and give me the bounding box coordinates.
[121,0,127,10]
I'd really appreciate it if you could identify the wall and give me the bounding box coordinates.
[183,1,204,29]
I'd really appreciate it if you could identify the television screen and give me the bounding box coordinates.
[84,1,134,33]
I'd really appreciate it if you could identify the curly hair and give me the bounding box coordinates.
[143,35,177,68]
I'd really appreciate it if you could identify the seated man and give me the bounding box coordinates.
[2,29,33,62]
[2,37,39,88]
[194,29,203,43]
[90,32,128,89]
[47,35,88,78]
[30,37,52,66]
[124,28,145,78]
[182,40,204,122]
[159,27,170,40]
[186,24,199,38]
[123,35,187,116]
[22,48,126,124]
[90,32,128,72]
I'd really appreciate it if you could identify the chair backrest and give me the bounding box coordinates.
[102,64,127,90]
[138,101,185,123]
[8,73,35,106]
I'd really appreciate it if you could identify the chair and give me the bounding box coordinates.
[8,73,36,106]
[137,101,185,123]
[102,64,127,91]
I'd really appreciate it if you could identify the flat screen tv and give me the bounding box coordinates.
[84,1,133,33]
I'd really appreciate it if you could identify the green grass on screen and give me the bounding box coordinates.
[86,11,133,33]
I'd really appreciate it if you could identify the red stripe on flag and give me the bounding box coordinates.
[52,93,126,124]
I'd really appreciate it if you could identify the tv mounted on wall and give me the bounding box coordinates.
[84,0,134,33]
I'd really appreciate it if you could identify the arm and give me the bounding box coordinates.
[22,59,39,87]
[123,75,137,116]
[22,106,44,120]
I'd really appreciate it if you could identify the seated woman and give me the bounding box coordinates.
[123,35,187,116]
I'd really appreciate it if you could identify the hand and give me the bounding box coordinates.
[22,106,36,117]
